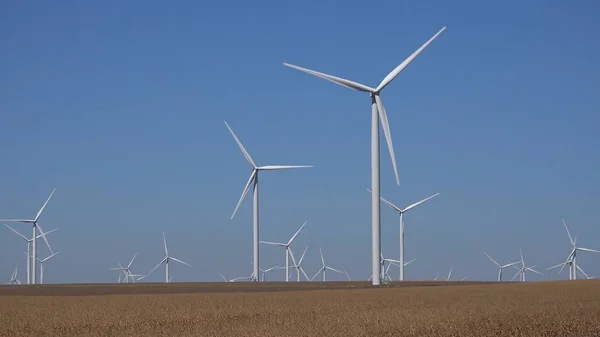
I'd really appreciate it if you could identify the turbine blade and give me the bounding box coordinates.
[163,232,169,256]
[367,189,402,213]
[405,258,416,266]
[224,121,256,167]
[300,267,310,281]
[576,265,590,279]
[4,223,29,241]
[36,223,53,254]
[170,257,191,267]
[375,95,399,185]
[527,267,543,276]
[127,252,138,269]
[484,252,501,268]
[577,247,600,254]
[219,273,228,282]
[502,261,521,268]
[37,228,58,239]
[231,170,256,219]
[547,262,565,271]
[298,245,308,265]
[146,258,167,278]
[326,266,343,274]
[283,63,375,92]
[0,219,34,223]
[258,165,313,170]
[320,248,325,266]
[287,221,307,245]
[375,26,447,92]
[35,189,56,222]
[259,240,286,247]
[562,219,576,247]
[403,193,440,212]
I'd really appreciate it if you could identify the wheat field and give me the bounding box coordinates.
[1,280,599,337]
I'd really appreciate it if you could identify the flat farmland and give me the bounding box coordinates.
[1,280,599,337]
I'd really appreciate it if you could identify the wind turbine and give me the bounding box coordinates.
[110,253,138,283]
[260,221,307,282]
[225,121,312,282]
[289,245,310,281]
[8,263,21,285]
[446,265,453,281]
[369,189,439,281]
[484,252,520,282]
[4,224,57,284]
[284,27,447,285]
[145,233,191,283]
[512,249,542,282]
[36,251,59,284]
[556,219,600,280]
[0,188,56,284]
[382,257,416,281]
[311,248,343,281]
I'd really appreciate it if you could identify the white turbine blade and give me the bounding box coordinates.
[326,266,343,274]
[319,248,325,266]
[484,252,501,268]
[405,258,416,266]
[527,267,543,276]
[558,249,576,274]
[4,223,29,241]
[231,170,256,219]
[403,193,441,212]
[35,188,56,222]
[0,219,34,223]
[375,26,447,92]
[577,247,600,254]
[37,227,58,239]
[502,261,521,268]
[35,223,53,254]
[219,273,228,282]
[264,265,281,273]
[127,253,138,269]
[311,268,323,281]
[162,233,169,256]
[374,95,399,186]
[258,165,313,170]
[519,249,524,265]
[259,240,286,247]
[562,219,575,247]
[283,63,375,92]
[288,248,299,272]
[224,121,256,167]
[343,270,351,281]
[576,265,590,279]
[146,257,167,278]
[170,257,191,267]
[366,189,402,213]
[298,245,308,265]
[42,251,60,262]
[511,269,523,281]
[287,221,307,245]
[547,262,566,271]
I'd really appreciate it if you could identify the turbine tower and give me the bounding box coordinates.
[225,121,312,282]
[283,27,447,285]
[369,189,439,281]
[260,221,307,282]
[0,189,56,284]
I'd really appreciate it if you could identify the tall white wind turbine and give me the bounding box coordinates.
[484,252,520,282]
[556,219,600,280]
[0,189,56,284]
[225,121,312,282]
[284,27,447,285]
[8,263,21,285]
[4,224,57,284]
[369,189,439,281]
[289,245,310,281]
[260,221,307,282]
[145,233,191,283]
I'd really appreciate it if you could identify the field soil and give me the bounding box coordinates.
[1,280,599,337]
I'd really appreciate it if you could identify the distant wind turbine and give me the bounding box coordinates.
[8,263,21,285]
[311,248,343,281]
[144,233,191,283]
[369,189,439,281]
[484,252,520,282]
[512,249,542,282]
[554,219,600,280]
[284,27,447,285]
[225,121,312,282]
[5,224,57,284]
[260,221,307,282]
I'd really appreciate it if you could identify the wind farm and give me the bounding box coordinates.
[2,2,600,337]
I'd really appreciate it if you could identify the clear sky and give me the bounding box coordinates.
[1,0,599,284]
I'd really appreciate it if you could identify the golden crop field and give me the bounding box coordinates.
[1,280,599,337]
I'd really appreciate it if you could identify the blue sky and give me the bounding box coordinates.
[1,0,599,283]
